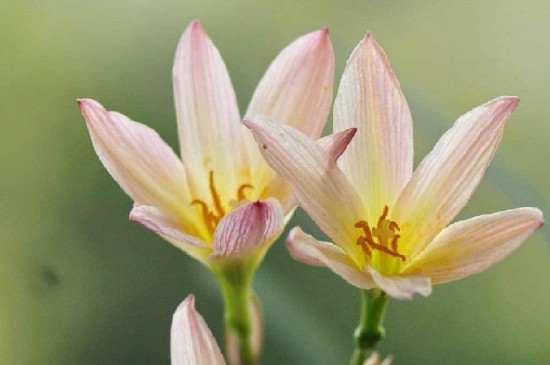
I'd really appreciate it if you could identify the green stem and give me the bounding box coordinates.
[349,289,389,365]
[217,267,256,365]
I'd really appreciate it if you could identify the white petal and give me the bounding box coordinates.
[78,99,191,218]
[334,32,413,218]
[171,295,226,365]
[365,266,432,300]
[287,227,376,290]
[173,20,243,199]
[244,116,365,256]
[394,96,520,257]
[212,199,284,257]
[405,207,543,284]
[245,27,334,139]
[129,205,211,262]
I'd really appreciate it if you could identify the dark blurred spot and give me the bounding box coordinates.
[41,266,61,287]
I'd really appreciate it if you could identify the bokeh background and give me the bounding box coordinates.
[2,0,550,364]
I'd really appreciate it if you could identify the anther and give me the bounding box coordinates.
[236,184,254,202]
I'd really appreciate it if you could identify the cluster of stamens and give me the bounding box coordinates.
[191,171,253,233]
[354,205,406,262]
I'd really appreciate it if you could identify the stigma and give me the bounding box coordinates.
[354,205,406,262]
[191,171,254,234]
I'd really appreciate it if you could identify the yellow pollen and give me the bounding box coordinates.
[354,205,406,262]
[190,171,254,235]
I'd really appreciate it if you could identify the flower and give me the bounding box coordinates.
[244,32,544,299]
[364,352,393,365]
[171,295,227,365]
[78,20,334,267]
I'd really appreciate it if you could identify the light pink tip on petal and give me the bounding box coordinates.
[212,199,284,257]
[78,98,190,216]
[365,266,432,300]
[244,28,334,139]
[317,128,357,165]
[171,295,226,365]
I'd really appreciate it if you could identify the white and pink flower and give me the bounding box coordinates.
[245,32,543,299]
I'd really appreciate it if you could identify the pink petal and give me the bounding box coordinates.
[365,266,432,300]
[244,116,365,257]
[317,128,358,166]
[171,295,226,365]
[173,20,244,198]
[78,98,190,218]
[244,27,334,139]
[287,227,376,290]
[405,207,543,284]
[129,205,211,261]
[211,199,284,257]
[333,32,413,218]
[394,96,520,258]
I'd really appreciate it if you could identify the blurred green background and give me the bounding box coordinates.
[2,0,549,364]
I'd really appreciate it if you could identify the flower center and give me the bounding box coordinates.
[191,170,253,234]
[354,205,406,262]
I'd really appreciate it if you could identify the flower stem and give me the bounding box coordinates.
[217,265,260,365]
[349,289,389,365]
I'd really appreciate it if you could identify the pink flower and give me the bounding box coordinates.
[78,20,334,266]
[245,32,543,299]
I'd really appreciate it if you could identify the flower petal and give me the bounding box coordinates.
[333,32,413,218]
[394,96,520,258]
[78,99,191,219]
[405,207,544,284]
[245,27,334,139]
[365,266,432,300]
[317,128,358,167]
[242,28,334,207]
[287,227,376,290]
[171,295,226,365]
[173,20,243,198]
[244,116,365,257]
[129,205,211,261]
[211,199,284,257]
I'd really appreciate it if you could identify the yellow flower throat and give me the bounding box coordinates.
[354,205,406,263]
[191,171,254,234]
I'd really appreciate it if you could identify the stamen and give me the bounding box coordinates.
[353,206,406,262]
[209,171,225,217]
[377,205,389,227]
[236,184,254,202]
[191,199,217,231]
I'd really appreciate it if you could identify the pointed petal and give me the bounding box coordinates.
[333,32,413,217]
[171,295,226,365]
[317,128,358,166]
[394,96,520,257]
[365,266,432,300]
[173,20,243,197]
[245,28,334,139]
[287,227,376,290]
[406,208,543,284]
[129,205,211,261]
[212,199,284,257]
[78,99,191,218]
[244,116,365,256]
